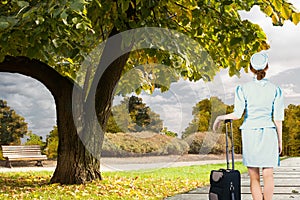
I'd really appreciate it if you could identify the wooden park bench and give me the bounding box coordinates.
[1,145,47,168]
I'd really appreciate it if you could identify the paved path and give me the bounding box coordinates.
[0,159,242,173]
[0,154,241,172]
[166,157,300,200]
[100,158,242,172]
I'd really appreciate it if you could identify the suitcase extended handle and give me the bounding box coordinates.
[224,119,233,123]
[225,119,235,170]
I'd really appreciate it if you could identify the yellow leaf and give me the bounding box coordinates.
[187,9,193,21]
[281,5,292,20]
[83,7,87,16]
[292,12,300,25]
[264,5,273,16]
[272,13,279,24]
[66,57,74,64]
[272,0,282,11]
[261,41,270,50]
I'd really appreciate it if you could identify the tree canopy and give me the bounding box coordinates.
[1,0,300,83]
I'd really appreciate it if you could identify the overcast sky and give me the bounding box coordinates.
[0,3,300,140]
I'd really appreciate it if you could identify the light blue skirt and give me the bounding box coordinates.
[242,127,280,168]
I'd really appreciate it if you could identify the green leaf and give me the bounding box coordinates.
[136,0,141,6]
[121,0,130,12]
[60,10,68,20]
[52,39,59,48]
[76,22,83,29]
[264,5,273,16]
[35,16,45,25]
[272,0,282,11]
[72,17,78,24]
[0,21,10,30]
[70,0,85,12]
[16,1,29,8]
[256,31,266,39]
[230,37,242,46]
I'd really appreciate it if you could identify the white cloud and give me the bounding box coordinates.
[0,73,56,141]
[239,5,300,77]
[289,0,300,11]
[282,83,300,99]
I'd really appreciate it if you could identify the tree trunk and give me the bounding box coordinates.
[0,56,101,184]
[50,78,102,184]
[93,27,131,132]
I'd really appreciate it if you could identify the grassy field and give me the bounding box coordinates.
[0,162,247,200]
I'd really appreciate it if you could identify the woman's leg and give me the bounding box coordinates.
[248,167,263,200]
[262,167,274,200]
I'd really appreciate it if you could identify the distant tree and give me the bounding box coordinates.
[106,100,131,133]
[45,126,59,159]
[182,97,227,138]
[0,99,28,145]
[107,95,163,133]
[128,95,163,132]
[25,131,44,145]
[25,131,46,152]
[106,114,124,133]
[181,97,244,154]
[283,104,300,156]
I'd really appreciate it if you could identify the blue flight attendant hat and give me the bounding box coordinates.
[250,51,268,70]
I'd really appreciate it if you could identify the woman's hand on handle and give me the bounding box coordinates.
[213,113,239,132]
[213,116,222,132]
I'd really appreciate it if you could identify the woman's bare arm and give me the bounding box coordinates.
[213,113,240,132]
[274,120,283,154]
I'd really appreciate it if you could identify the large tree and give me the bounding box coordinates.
[283,104,300,156]
[182,97,227,138]
[0,0,299,184]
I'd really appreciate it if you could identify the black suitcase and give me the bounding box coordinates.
[209,119,241,200]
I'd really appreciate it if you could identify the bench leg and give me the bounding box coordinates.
[5,160,12,168]
[35,160,43,167]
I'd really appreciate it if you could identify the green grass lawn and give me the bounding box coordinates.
[0,162,247,200]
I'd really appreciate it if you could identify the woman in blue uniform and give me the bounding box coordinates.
[213,51,284,200]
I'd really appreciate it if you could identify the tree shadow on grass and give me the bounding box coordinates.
[0,172,51,191]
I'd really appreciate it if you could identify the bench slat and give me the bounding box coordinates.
[1,145,47,160]
[1,145,47,168]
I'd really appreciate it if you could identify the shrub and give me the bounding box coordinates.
[102,132,189,157]
[183,132,227,154]
[0,148,3,160]
[44,126,58,159]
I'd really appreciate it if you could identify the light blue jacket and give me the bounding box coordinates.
[233,78,284,129]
